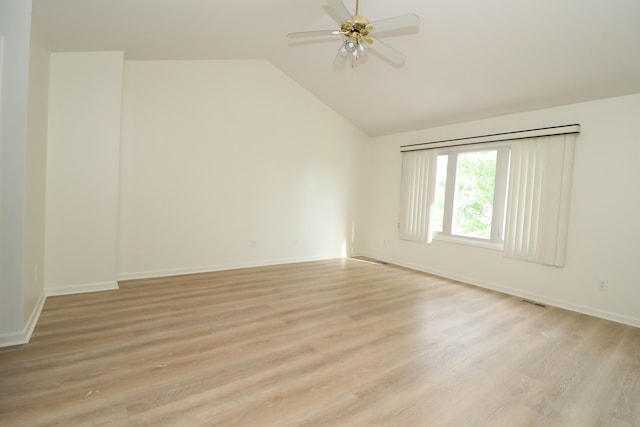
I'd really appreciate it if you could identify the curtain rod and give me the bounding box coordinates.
[400,124,580,152]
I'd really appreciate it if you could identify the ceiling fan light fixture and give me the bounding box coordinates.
[357,40,368,56]
[339,38,368,63]
[287,0,420,68]
[342,38,358,54]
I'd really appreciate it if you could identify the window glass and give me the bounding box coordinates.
[451,150,497,239]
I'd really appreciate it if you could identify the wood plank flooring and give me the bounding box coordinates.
[0,258,638,426]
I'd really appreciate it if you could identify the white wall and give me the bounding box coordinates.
[118,60,366,279]
[359,93,640,327]
[45,52,123,295]
[0,0,32,344]
[22,11,49,330]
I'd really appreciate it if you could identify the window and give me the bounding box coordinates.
[432,145,510,247]
[399,126,578,266]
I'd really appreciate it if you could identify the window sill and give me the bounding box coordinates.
[433,234,504,251]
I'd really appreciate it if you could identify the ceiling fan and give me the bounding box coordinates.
[287,0,420,69]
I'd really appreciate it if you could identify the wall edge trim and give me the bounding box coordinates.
[357,252,640,329]
[24,289,47,342]
[46,281,119,297]
[0,289,47,348]
[0,331,27,348]
[117,255,340,281]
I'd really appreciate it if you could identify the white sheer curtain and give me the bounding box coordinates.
[399,150,437,243]
[504,134,576,266]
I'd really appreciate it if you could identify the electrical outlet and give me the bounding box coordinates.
[250,240,257,248]
[597,279,608,290]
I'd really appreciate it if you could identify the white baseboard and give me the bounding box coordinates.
[0,289,47,348]
[117,255,339,281]
[358,252,640,329]
[0,330,27,348]
[24,289,46,342]
[46,281,119,297]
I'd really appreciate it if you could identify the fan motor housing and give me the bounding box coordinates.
[342,15,372,37]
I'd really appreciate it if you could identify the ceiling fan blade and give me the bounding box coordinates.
[287,30,343,39]
[332,51,350,71]
[370,13,420,33]
[327,0,353,24]
[368,37,406,66]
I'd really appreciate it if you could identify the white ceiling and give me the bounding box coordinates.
[32,0,640,136]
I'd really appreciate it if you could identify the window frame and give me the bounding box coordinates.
[432,143,511,250]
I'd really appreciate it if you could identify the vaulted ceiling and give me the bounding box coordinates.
[33,0,640,136]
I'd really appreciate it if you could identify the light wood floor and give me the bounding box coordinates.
[1,258,638,426]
